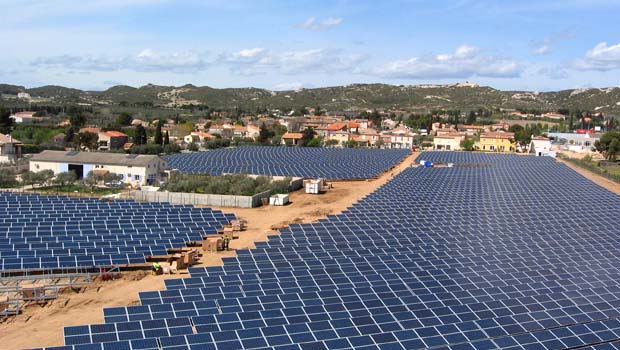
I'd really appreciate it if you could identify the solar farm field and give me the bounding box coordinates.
[38,152,620,350]
[0,194,234,271]
[163,147,411,180]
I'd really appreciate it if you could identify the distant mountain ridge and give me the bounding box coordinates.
[2,82,620,114]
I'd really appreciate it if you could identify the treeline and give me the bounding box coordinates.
[162,173,292,195]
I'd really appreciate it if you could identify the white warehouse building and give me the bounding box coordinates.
[29,150,168,186]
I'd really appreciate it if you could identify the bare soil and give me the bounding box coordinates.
[1,152,418,350]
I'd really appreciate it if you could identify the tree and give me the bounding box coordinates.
[154,122,163,145]
[306,137,322,147]
[466,111,476,125]
[53,171,77,188]
[39,170,54,187]
[134,125,147,145]
[0,106,14,135]
[508,124,531,149]
[460,137,475,151]
[0,169,17,188]
[69,113,86,128]
[77,132,99,151]
[116,113,133,127]
[257,123,274,145]
[164,131,170,145]
[83,171,99,191]
[299,127,315,147]
[595,131,620,160]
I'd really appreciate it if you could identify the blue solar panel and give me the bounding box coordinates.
[0,194,233,271]
[163,146,410,179]
[38,152,620,350]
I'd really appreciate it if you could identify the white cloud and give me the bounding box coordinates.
[297,16,343,30]
[273,82,305,91]
[31,49,210,73]
[224,48,365,75]
[532,30,574,56]
[534,45,552,55]
[372,45,521,79]
[574,42,620,71]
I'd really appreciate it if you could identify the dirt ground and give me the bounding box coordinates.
[0,152,418,350]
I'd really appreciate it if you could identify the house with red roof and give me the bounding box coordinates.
[98,130,129,151]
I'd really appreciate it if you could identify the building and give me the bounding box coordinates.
[10,111,48,124]
[98,131,129,151]
[529,136,554,157]
[433,133,465,151]
[29,150,168,186]
[0,134,22,163]
[281,132,303,146]
[548,132,602,152]
[382,126,416,149]
[326,122,358,146]
[354,128,380,147]
[188,132,214,143]
[477,132,516,152]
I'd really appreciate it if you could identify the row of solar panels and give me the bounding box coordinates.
[0,193,234,271]
[163,146,410,179]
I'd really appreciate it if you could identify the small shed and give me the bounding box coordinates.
[269,194,289,206]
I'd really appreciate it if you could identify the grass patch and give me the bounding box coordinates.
[33,185,122,195]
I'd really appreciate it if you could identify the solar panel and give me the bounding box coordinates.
[37,152,620,350]
[163,146,410,180]
[0,194,233,271]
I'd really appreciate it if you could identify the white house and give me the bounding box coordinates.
[529,136,554,157]
[29,150,168,186]
[10,111,48,124]
[381,126,416,149]
[0,134,22,163]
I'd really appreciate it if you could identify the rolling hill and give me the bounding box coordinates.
[1,82,619,114]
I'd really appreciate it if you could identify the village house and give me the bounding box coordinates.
[29,150,168,186]
[353,128,380,147]
[98,131,129,151]
[0,133,22,163]
[281,132,304,146]
[325,122,360,146]
[529,136,554,157]
[382,126,416,149]
[477,132,516,152]
[433,133,466,151]
[548,132,602,152]
[185,132,214,144]
[458,124,487,135]
[9,111,49,124]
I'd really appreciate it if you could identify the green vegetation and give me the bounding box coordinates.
[0,105,15,134]
[460,137,476,151]
[162,173,293,195]
[595,131,620,161]
[0,169,19,188]
[34,184,122,195]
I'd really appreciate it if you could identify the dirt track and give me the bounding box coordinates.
[0,152,418,350]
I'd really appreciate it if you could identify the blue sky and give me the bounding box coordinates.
[1,0,619,91]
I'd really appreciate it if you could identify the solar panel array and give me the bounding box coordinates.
[163,147,410,179]
[38,152,620,350]
[0,193,234,271]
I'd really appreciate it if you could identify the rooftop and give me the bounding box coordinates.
[0,133,21,145]
[30,150,162,167]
